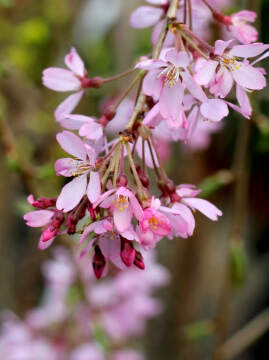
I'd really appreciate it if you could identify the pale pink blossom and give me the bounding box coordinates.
[55,131,101,212]
[43,47,87,121]
[136,49,191,128]
[94,186,143,233]
[130,0,169,30]
[229,11,258,44]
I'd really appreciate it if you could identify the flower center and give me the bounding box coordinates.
[70,159,92,177]
[159,64,181,87]
[221,56,241,71]
[114,195,129,212]
[148,216,162,230]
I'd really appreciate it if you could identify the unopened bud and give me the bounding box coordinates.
[120,238,135,267]
[116,174,128,187]
[134,250,145,270]
[92,246,106,279]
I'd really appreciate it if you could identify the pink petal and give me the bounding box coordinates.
[79,122,103,141]
[56,131,87,160]
[99,235,124,269]
[183,197,222,221]
[143,70,163,98]
[214,40,234,56]
[64,47,85,77]
[130,195,143,221]
[146,0,168,4]
[114,206,133,233]
[87,172,101,203]
[42,68,81,92]
[93,189,116,208]
[229,43,269,58]
[172,203,195,236]
[59,114,94,130]
[143,102,162,127]
[230,24,258,45]
[135,59,166,70]
[165,49,190,68]
[232,64,266,90]
[232,10,257,22]
[24,210,54,227]
[130,6,163,28]
[159,81,184,121]
[200,99,229,122]
[210,67,233,98]
[194,60,218,85]
[236,85,252,118]
[54,91,84,122]
[54,158,78,177]
[181,72,207,102]
[56,174,87,212]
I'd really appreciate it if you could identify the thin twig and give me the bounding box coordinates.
[219,308,269,360]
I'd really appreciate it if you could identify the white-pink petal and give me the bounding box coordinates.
[42,68,81,92]
[79,122,103,141]
[214,40,234,56]
[165,49,190,68]
[56,131,87,160]
[194,60,218,85]
[59,114,95,130]
[64,47,85,78]
[200,99,229,122]
[229,43,269,58]
[181,72,207,102]
[56,174,87,212]
[236,85,252,119]
[24,210,54,227]
[232,64,266,90]
[87,172,101,204]
[54,91,84,122]
[183,197,222,221]
[130,6,163,29]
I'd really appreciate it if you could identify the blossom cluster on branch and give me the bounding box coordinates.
[23,0,268,279]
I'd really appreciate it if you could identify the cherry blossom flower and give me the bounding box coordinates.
[228,11,258,45]
[138,198,171,249]
[94,187,143,233]
[43,48,87,120]
[55,131,101,212]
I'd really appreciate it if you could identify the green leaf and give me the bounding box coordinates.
[183,320,214,341]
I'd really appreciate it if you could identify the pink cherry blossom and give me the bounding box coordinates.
[55,131,101,212]
[94,186,143,233]
[229,11,258,45]
[43,47,87,121]
[136,49,191,128]
[138,198,171,249]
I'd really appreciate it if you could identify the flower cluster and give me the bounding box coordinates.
[0,247,169,359]
[24,0,268,278]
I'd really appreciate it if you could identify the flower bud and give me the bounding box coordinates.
[92,246,106,279]
[134,250,145,270]
[120,238,135,267]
